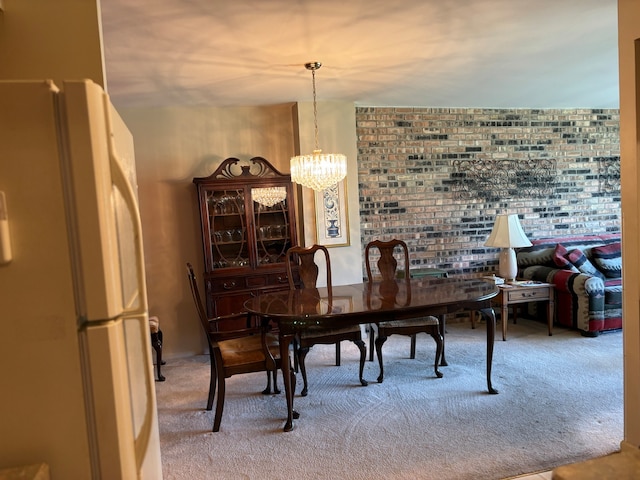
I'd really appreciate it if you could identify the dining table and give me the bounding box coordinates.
[243,276,499,432]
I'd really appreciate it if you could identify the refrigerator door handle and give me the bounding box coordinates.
[104,99,147,319]
[103,94,155,474]
[131,312,157,472]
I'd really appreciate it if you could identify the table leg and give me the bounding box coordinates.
[547,287,554,336]
[478,307,498,394]
[438,315,448,366]
[280,333,298,431]
[501,302,508,341]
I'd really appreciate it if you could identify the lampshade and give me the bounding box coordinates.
[484,214,532,248]
[251,187,287,208]
[290,62,347,191]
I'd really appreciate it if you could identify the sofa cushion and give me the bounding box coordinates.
[591,242,622,278]
[552,244,579,272]
[566,248,605,280]
[517,234,620,269]
[604,278,622,305]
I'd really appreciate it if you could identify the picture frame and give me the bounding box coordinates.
[314,179,350,247]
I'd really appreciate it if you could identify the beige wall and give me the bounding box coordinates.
[618,0,640,449]
[0,0,105,88]
[118,104,298,356]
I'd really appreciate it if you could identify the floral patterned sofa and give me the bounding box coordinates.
[516,234,622,336]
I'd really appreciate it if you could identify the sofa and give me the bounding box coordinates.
[516,234,622,336]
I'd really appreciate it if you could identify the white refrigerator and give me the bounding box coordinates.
[0,80,163,479]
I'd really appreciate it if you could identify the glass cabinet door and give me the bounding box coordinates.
[252,193,292,267]
[206,189,249,269]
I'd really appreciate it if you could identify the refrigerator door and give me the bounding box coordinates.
[61,80,142,321]
[0,80,95,479]
[61,80,162,479]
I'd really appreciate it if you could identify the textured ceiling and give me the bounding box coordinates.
[100,0,620,110]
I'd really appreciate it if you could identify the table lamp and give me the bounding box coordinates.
[484,214,532,283]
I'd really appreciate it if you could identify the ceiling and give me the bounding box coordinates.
[99,0,620,110]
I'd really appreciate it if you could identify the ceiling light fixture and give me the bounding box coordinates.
[290,61,347,191]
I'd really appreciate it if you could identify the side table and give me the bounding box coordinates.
[473,281,554,340]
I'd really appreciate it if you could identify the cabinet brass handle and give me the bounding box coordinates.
[223,281,237,290]
[277,276,288,283]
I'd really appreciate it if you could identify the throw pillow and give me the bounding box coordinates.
[566,248,605,280]
[591,242,622,278]
[552,244,579,272]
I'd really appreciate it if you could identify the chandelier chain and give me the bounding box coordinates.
[312,68,319,151]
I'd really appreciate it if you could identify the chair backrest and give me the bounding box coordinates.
[187,262,211,333]
[365,239,410,282]
[365,240,411,309]
[286,244,332,294]
[187,262,255,334]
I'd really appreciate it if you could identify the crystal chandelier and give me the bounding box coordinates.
[290,62,347,191]
[251,186,287,207]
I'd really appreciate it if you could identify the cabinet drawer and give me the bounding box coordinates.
[209,276,245,292]
[209,272,289,291]
[505,287,550,302]
[246,276,267,288]
[268,272,291,287]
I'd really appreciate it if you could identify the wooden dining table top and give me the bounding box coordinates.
[244,276,500,431]
[244,276,498,330]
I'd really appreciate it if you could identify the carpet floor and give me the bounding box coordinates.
[155,318,623,480]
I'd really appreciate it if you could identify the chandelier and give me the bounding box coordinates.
[251,186,287,208]
[290,62,347,191]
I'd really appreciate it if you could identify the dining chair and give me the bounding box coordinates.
[365,239,443,383]
[186,262,281,432]
[149,315,165,381]
[286,245,367,396]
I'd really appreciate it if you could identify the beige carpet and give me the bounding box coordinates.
[155,318,623,480]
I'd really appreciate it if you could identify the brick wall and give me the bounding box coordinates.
[356,107,620,276]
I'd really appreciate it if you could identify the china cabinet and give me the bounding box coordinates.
[193,157,298,324]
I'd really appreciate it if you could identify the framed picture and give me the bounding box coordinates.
[314,179,350,247]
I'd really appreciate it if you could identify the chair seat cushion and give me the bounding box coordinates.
[218,332,280,366]
[300,325,362,338]
[149,316,160,334]
[298,325,363,348]
[378,316,439,330]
